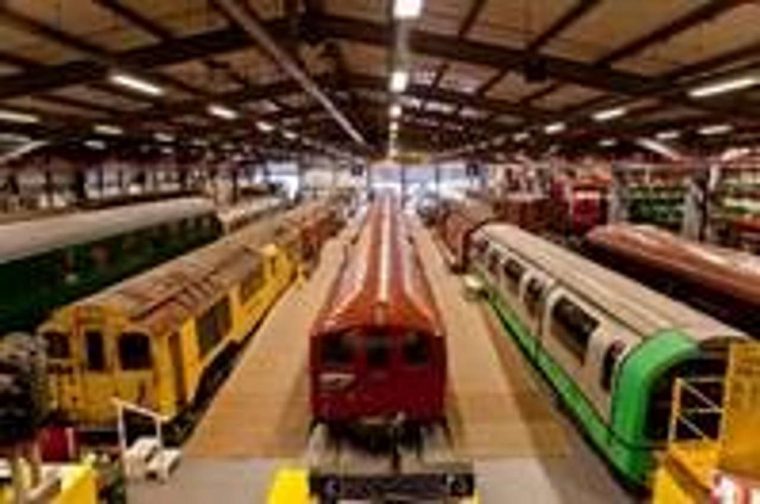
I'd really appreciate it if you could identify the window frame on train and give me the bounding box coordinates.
[365,332,391,369]
[320,331,355,367]
[550,296,599,363]
[402,331,431,367]
[118,332,153,371]
[43,330,71,360]
[85,330,106,371]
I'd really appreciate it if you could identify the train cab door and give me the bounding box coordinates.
[359,331,394,415]
[114,331,156,412]
[41,328,83,417]
[78,326,118,422]
[168,331,188,409]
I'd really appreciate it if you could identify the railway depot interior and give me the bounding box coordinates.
[2,1,760,503]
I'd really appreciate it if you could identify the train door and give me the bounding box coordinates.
[79,326,117,422]
[41,328,83,418]
[517,269,554,356]
[358,331,395,416]
[397,331,441,417]
[114,331,156,411]
[169,331,187,409]
[541,288,601,385]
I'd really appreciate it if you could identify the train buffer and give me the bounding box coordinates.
[268,424,478,503]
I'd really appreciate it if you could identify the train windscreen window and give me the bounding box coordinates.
[366,334,390,369]
[195,297,232,358]
[403,332,430,366]
[119,332,152,370]
[551,297,598,362]
[85,330,106,371]
[524,278,544,317]
[600,341,626,392]
[43,331,70,359]
[321,333,354,366]
[503,258,525,294]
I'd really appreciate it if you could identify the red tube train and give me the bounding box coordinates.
[309,195,446,428]
[585,223,760,338]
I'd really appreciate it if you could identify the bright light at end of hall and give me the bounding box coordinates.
[109,72,164,97]
[689,76,758,98]
[207,104,239,121]
[390,121,399,132]
[393,0,424,19]
[390,70,409,93]
[389,103,402,119]
[592,107,627,122]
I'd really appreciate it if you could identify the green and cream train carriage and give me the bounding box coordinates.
[469,223,748,487]
[39,200,338,430]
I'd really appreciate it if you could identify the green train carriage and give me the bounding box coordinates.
[0,198,222,335]
[469,223,748,487]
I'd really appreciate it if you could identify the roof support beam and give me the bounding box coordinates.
[526,0,602,53]
[211,0,366,146]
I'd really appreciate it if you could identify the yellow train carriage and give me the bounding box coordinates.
[38,203,327,428]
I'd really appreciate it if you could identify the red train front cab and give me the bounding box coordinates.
[309,196,446,425]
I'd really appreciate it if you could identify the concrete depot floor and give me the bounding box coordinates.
[128,218,637,503]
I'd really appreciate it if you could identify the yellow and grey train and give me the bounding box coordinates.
[39,199,342,430]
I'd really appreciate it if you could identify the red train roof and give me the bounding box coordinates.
[312,194,443,338]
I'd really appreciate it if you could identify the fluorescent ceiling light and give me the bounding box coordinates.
[656,130,681,141]
[393,0,424,19]
[544,122,566,135]
[390,70,409,93]
[390,121,399,132]
[0,109,39,124]
[513,131,530,142]
[93,124,123,136]
[389,103,402,119]
[689,76,758,98]
[698,124,733,136]
[0,133,31,143]
[283,130,297,141]
[599,138,617,147]
[84,139,106,150]
[593,107,627,122]
[191,138,208,147]
[109,72,164,97]
[154,132,174,143]
[207,104,239,120]
[257,121,274,133]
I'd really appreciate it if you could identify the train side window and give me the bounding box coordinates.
[321,332,354,366]
[119,332,152,370]
[195,297,232,358]
[240,262,265,303]
[403,332,430,366]
[551,297,598,363]
[502,258,525,294]
[85,330,106,371]
[600,341,626,392]
[488,250,500,274]
[524,278,544,317]
[365,334,390,369]
[43,331,70,359]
